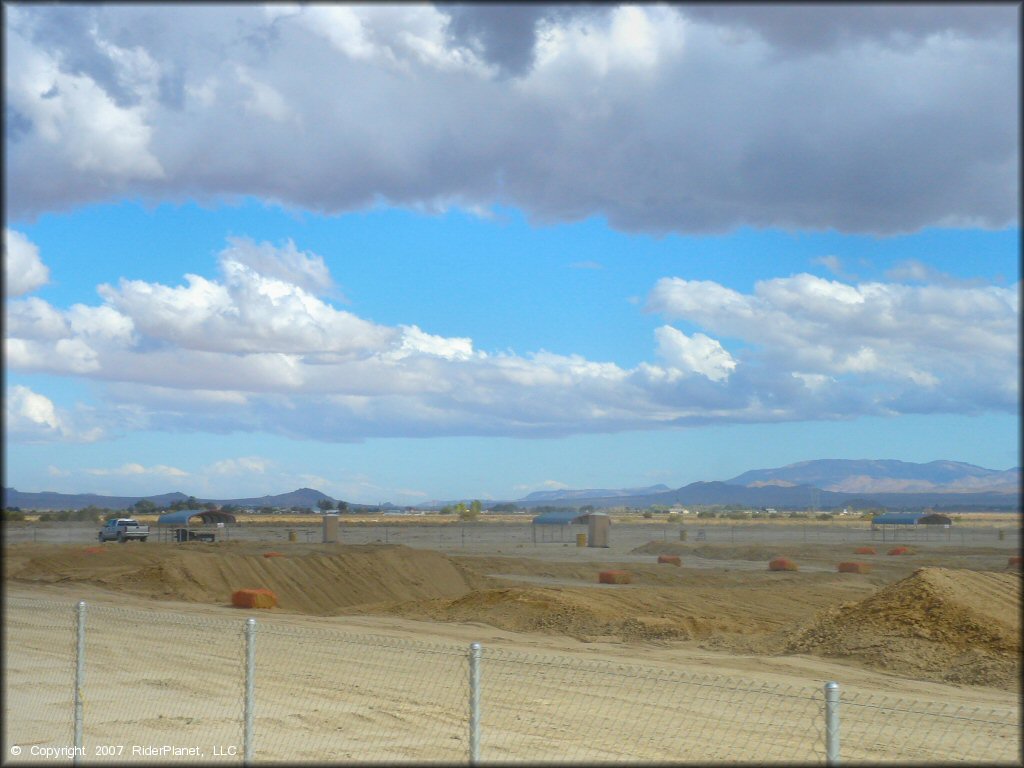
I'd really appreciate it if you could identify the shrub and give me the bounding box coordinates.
[887,546,911,556]
[768,557,799,571]
[853,546,876,555]
[657,555,681,566]
[1008,556,1021,569]
[598,570,633,584]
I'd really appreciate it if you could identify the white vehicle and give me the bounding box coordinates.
[98,518,150,543]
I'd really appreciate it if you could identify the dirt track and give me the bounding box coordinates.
[4,529,1021,692]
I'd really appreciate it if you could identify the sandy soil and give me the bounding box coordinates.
[4,530,1021,763]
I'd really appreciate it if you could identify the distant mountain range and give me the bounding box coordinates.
[507,460,1020,510]
[727,459,1021,495]
[4,460,1020,512]
[2,486,343,512]
[520,485,671,503]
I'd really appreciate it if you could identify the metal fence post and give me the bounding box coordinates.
[824,681,840,766]
[244,618,256,764]
[74,601,86,765]
[469,642,481,764]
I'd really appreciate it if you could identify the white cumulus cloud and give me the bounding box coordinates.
[4,235,1017,447]
[4,230,50,296]
[655,326,737,382]
[5,385,101,443]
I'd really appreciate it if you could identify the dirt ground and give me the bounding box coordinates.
[4,518,1021,762]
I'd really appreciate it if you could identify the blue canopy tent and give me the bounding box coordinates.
[531,510,585,543]
[157,509,237,526]
[157,509,236,542]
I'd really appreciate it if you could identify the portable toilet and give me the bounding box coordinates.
[323,514,339,543]
[586,513,610,548]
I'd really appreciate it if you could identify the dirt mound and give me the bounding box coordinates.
[788,568,1021,690]
[381,585,733,642]
[7,543,484,614]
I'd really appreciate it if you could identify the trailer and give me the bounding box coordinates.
[173,527,217,543]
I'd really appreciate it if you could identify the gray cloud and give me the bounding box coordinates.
[441,4,597,76]
[5,4,1017,233]
[683,5,1016,54]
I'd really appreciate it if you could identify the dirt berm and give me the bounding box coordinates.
[6,542,488,614]
[787,567,1021,689]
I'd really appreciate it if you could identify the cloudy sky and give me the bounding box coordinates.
[4,4,1019,504]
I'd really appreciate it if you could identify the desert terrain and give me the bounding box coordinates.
[4,515,1021,763]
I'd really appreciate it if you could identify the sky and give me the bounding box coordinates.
[3,4,1020,506]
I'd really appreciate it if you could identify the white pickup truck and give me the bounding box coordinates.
[98,518,150,543]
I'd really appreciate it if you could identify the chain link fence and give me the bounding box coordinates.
[4,596,1019,764]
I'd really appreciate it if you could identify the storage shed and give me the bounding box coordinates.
[871,512,952,541]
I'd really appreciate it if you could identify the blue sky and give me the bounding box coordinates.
[4,5,1019,504]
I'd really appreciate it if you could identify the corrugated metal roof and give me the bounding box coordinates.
[531,511,584,525]
[158,509,236,525]
[871,513,924,526]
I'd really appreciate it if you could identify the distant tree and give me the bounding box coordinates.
[460,501,482,521]
[317,499,336,512]
[203,502,218,511]
[132,499,157,514]
[3,509,26,521]
[186,496,201,510]
[337,501,349,513]
[491,503,518,512]
[439,505,454,515]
